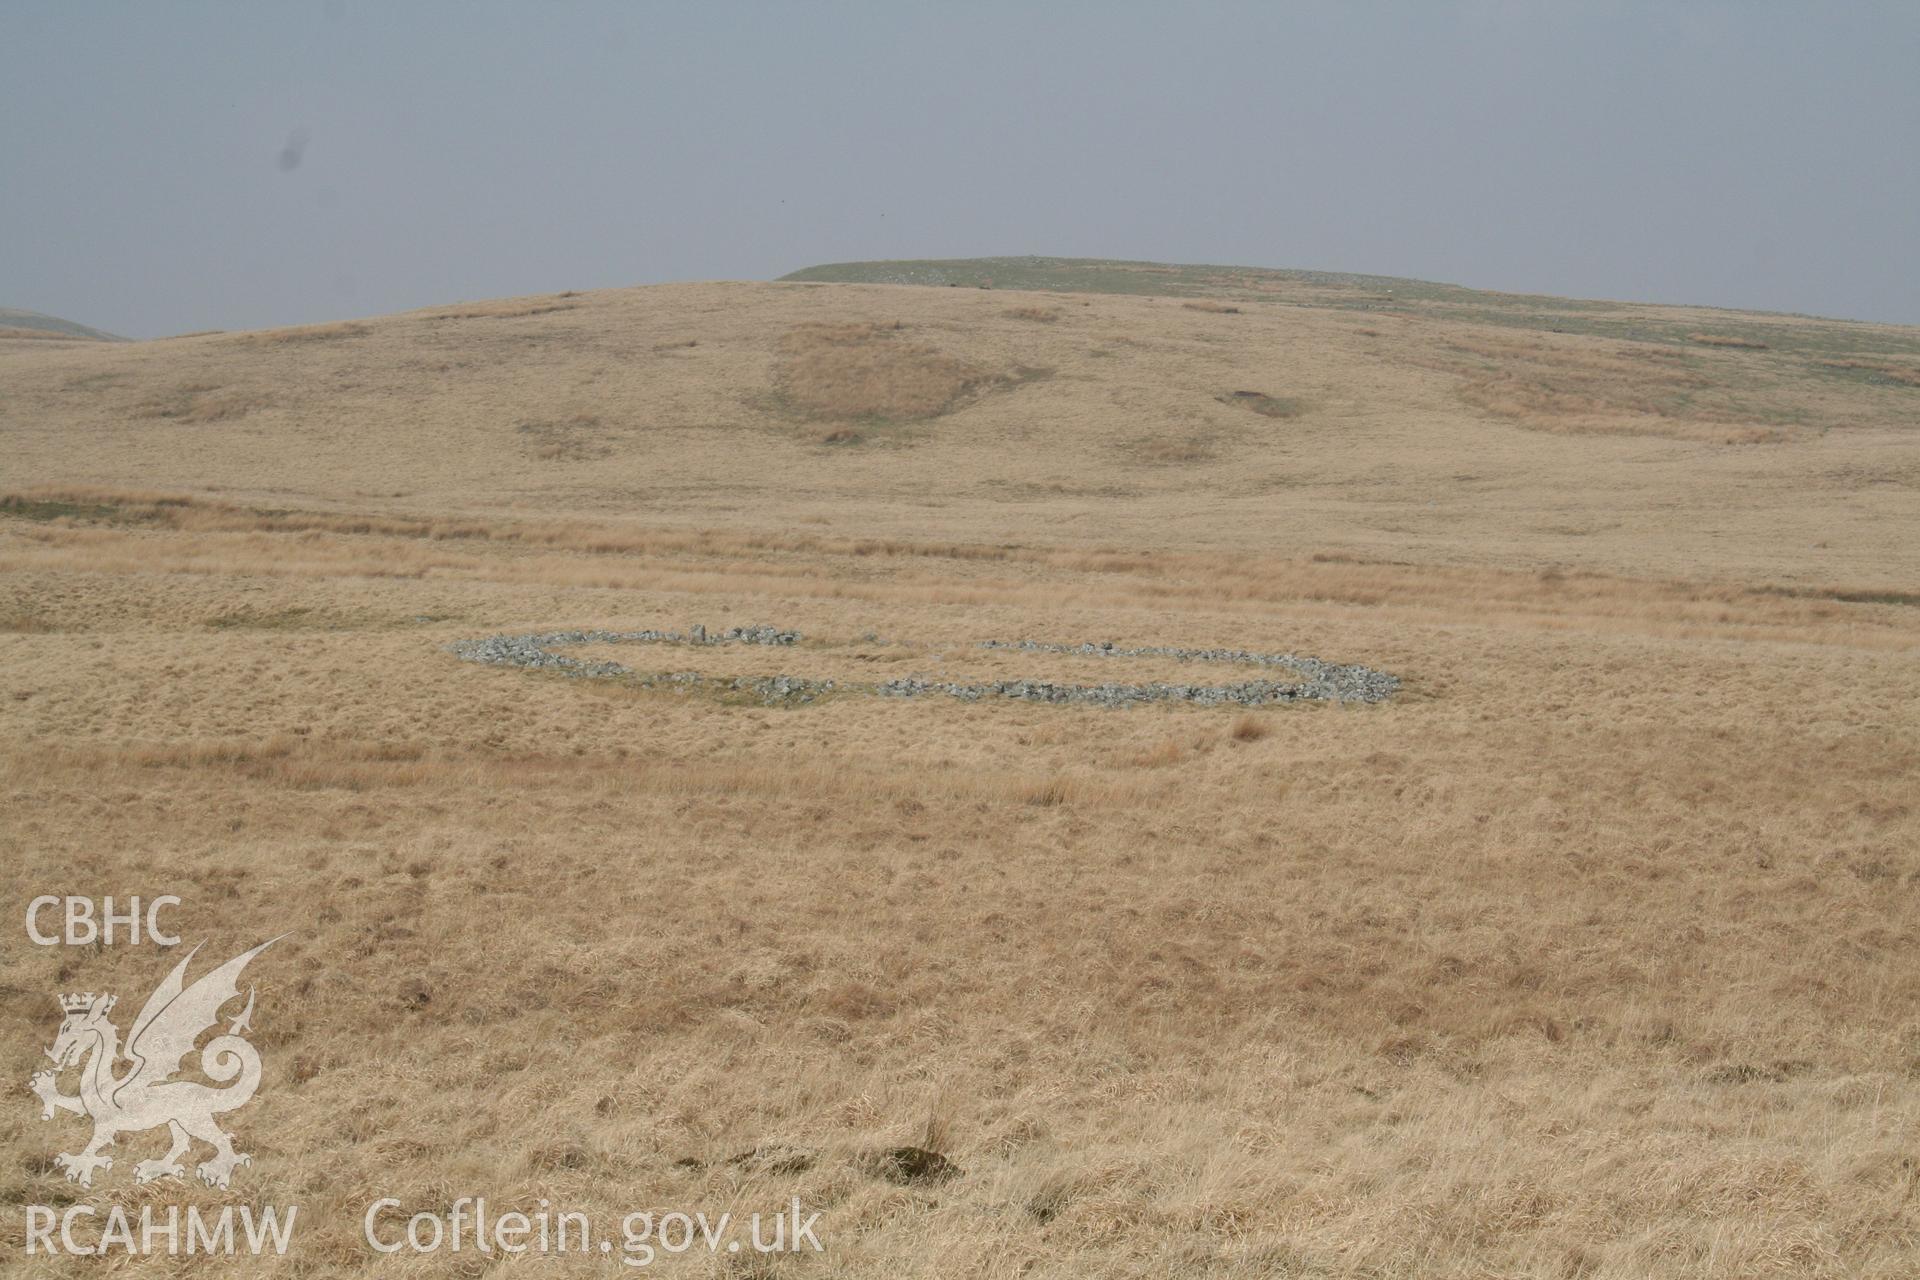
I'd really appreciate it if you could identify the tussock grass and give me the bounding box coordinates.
[4,520,1916,1274]
[1018,776,1073,806]
[1131,737,1186,766]
[1182,299,1242,314]
[1688,332,1770,349]
[9,488,1920,641]
[1003,306,1061,323]
[5,275,1920,1277]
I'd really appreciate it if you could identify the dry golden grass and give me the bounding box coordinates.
[131,381,273,423]
[1687,331,1770,349]
[1228,712,1270,741]
[1820,358,1920,386]
[1436,332,1816,442]
[1,278,1912,581]
[2,277,1918,1276]
[424,297,582,321]
[1124,432,1218,465]
[518,413,612,461]
[241,319,372,345]
[774,321,991,421]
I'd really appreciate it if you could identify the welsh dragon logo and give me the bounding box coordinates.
[30,938,280,1189]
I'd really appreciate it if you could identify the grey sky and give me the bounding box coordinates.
[5,2,1917,338]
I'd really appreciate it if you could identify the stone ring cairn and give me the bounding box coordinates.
[451,626,1399,708]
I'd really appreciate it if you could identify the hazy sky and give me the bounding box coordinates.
[5,2,1917,337]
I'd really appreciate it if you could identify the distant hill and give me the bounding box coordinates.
[2,271,1916,585]
[780,256,1917,358]
[782,254,1490,303]
[0,307,125,342]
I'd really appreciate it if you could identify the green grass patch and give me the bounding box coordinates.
[1220,390,1308,419]
[0,495,121,522]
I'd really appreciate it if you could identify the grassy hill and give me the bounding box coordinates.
[782,255,1920,360]
[3,267,1919,1277]
[0,305,124,342]
[1,270,1915,584]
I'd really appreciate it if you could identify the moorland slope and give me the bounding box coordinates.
[3,265,1918,1278]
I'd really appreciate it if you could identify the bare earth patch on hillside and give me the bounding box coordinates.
[773,320,1044,427]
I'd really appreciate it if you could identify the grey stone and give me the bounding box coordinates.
[450,626,1396,708]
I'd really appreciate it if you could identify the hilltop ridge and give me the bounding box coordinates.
[781,256,1920,355]
[0,306,125,342]
[2,271,1915,588]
